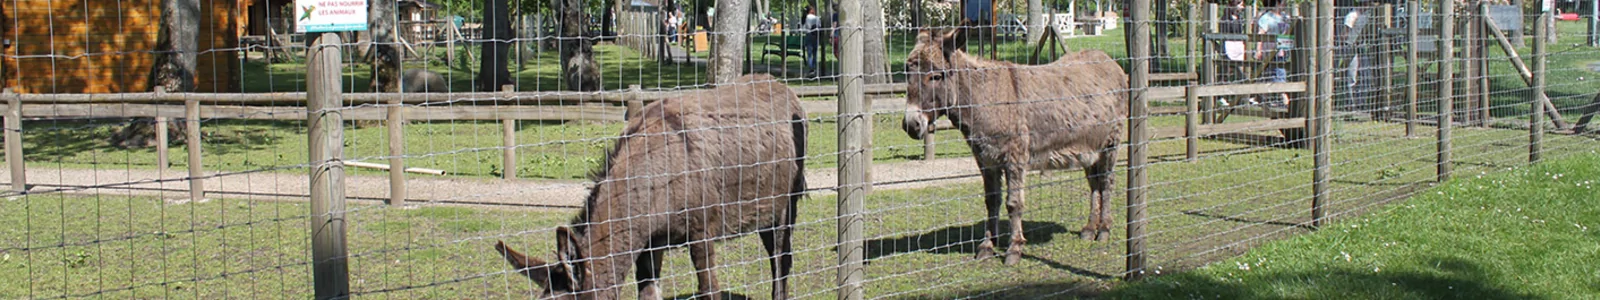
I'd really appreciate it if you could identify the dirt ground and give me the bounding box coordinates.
[0,157,982,209]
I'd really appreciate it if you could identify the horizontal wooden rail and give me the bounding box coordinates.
[0,103,626,121]
[0,83,908,105]
[1154,117,1306,139]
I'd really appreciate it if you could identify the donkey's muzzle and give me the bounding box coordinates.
[902,108,930,140]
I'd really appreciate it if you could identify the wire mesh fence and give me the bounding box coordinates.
[1,0,1597,299]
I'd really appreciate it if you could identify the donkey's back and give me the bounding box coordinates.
[611,74,808,238]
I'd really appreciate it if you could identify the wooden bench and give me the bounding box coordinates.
[760,34,806,64]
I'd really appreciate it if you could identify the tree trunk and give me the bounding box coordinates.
[863,0,889,83]
[1026,0,1045,45]
[479,0,516,91]
[371,0,402,93]
[114,0,197,149]
[710,0,751,84]
[558,0,601,90]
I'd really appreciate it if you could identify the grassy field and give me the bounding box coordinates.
[4,120,1594,299]
[1101,152,1600,299]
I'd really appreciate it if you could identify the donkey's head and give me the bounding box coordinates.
[902,28,966,140]
[495,227,592,300]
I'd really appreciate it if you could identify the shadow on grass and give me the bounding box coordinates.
[884,280,1107,300]
[856,220,1110,279]
[668,292,752,300]
[21,119,306,167]
[1180,210,1313,230]
[1101,257,1542,300]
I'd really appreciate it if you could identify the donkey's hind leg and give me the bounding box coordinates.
[1003,163,1030,265]
[635,246,667,300]
[759,207,797,300]
[1089,149,1118,241]
[975,166,1005,261]
[688,236,722,300]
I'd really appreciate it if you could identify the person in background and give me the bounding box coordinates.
[1253,0,1292,107]
[802,5,821,77]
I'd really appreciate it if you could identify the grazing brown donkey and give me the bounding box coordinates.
[495,74,807,300]
[901,29,1129,264]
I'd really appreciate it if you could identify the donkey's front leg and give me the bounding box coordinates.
[975,165,1004,261]
[1003,162,1029,266]
[688,238,722,300]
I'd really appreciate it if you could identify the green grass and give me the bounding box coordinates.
[5,121,1594,298]
[1100,152,1600,300]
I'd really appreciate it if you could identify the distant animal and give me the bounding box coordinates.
[901,28,1128,265]
[400,69,448,93]
[495,74,807,300]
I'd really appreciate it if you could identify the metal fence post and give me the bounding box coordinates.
[836,0,867,296]
[1438,0,1456,183]
[307,32,350,300]
[1125,0,1152,281]
[1531,12,1547,163]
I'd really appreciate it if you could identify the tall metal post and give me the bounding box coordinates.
[1438,0,1455,183]
[1124,0,1152,281]
[835,0,866,296]
[308,32,350,300]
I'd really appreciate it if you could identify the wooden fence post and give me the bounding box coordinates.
[625,84,643,120]
[155,117,170,169]
[837,0,867,297]
[1125,0,1152,281]
[502,84,517,180]
[1476,3,1491,127]
[1202,3,1218,125]
[1379,4,1394,121]
[923,133,935,160]
[1530,13,1547,163]
[307,32,350,300]
[1438,0,1456,183]
[1312,0,1333,228]
[1185,86,1199,161]
[1405,0,1419,137]
[387,99,405,206]
[4,88,23,192]
[1187,3,1200,75]
[185,99,203,202]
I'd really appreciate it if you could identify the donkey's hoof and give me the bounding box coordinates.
[1004,251,1023,265]
[1079,228,1098,240]
[1095,229,1112,242]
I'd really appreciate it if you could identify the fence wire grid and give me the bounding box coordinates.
[1,0,1598,299]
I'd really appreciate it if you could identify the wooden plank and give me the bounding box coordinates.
[1147,86,1186,101]
[1191,82,1307,97]
[1,103,627,122]
[185,99,203,202]
[386,100,405,206]
[4,83,909,105]
[1149,72,1198,82]
[1153,117,1307,139]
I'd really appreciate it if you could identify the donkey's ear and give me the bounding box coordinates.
[495,240,563,289]
[554,226,579,260]
[941,26,966,55]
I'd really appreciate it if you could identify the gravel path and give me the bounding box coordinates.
[0,158,981,209]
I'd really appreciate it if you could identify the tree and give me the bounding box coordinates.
[710,0,752,83]
[479,0,516,91]
[1026,0,1044,45]
[111,0,197,148]
[863,0,889,83]
[557,0,601,90]
[370,0,402,93]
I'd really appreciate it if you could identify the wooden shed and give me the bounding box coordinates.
[2,0,240,93]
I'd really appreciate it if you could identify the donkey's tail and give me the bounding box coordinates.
[790,111,808,198]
